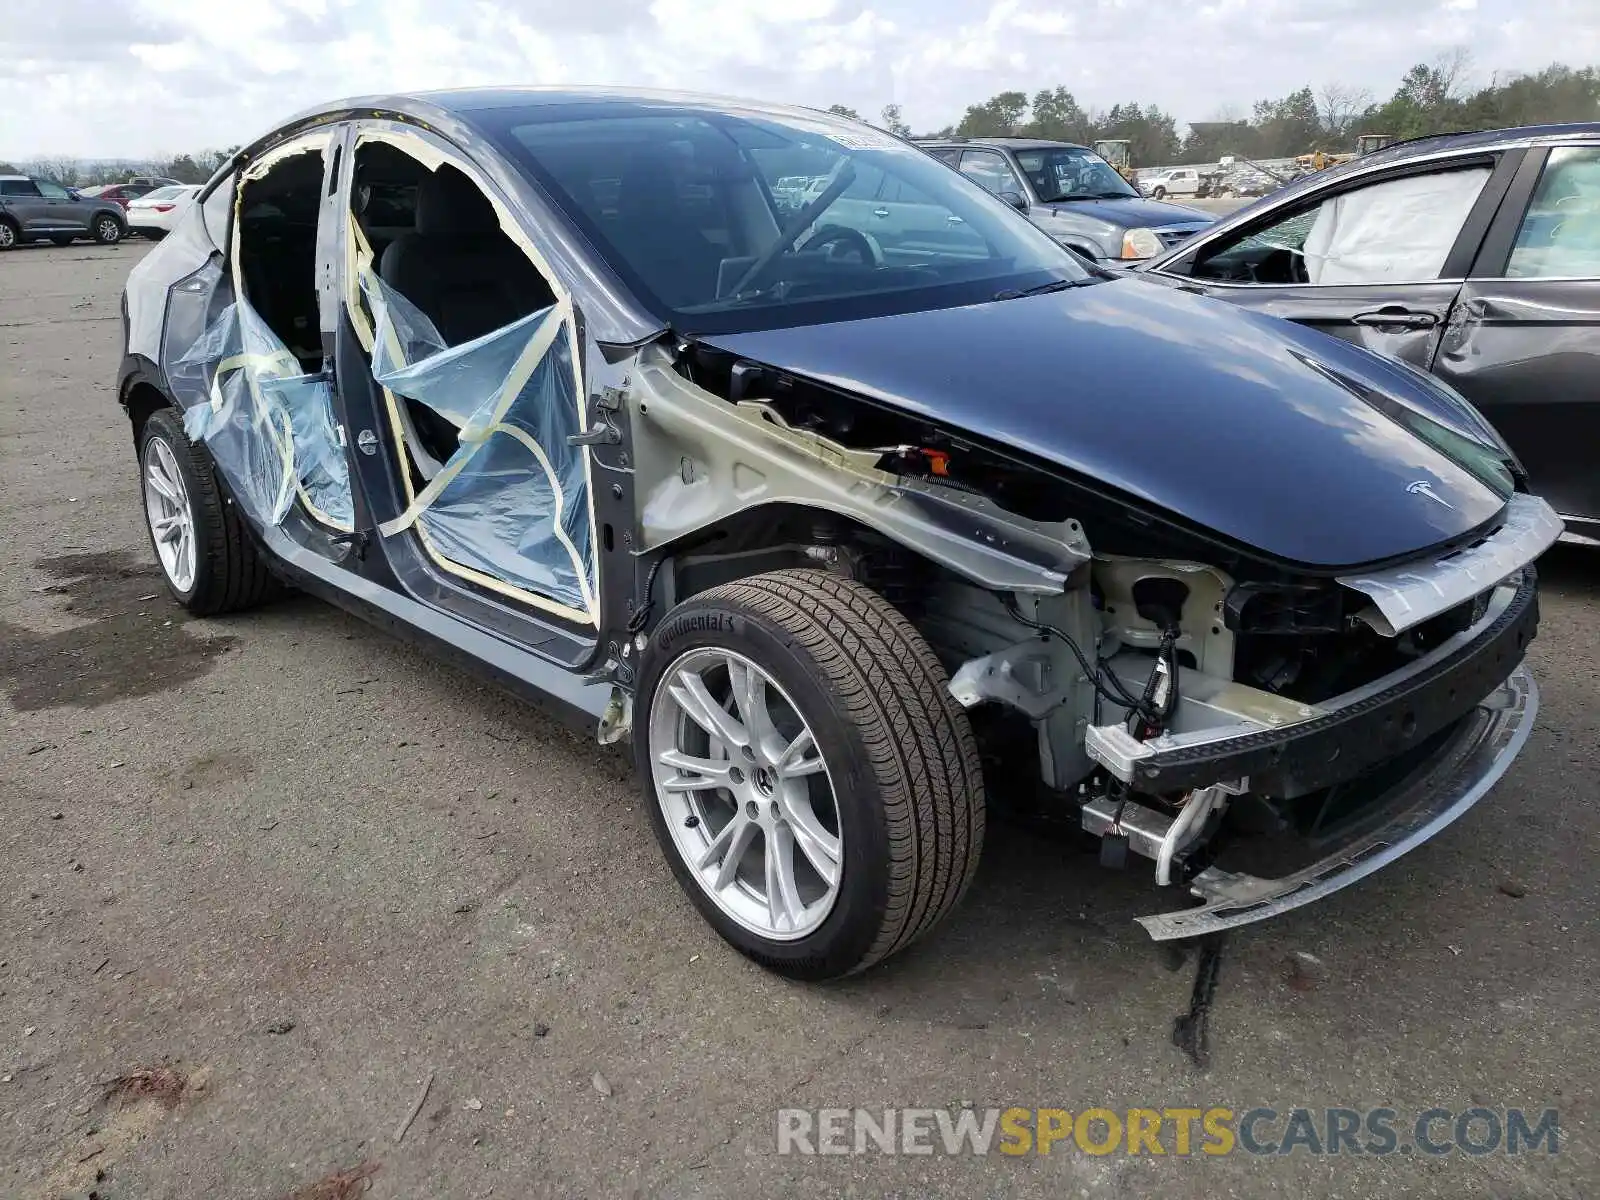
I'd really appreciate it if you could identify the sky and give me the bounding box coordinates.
[2,0,1597,160]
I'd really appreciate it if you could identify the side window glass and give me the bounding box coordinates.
[38,181,70,199]
[839,164,886,201]
[2,179,42,197]
[959,151,1021,197]
[1507,147,1600,279]
[202,173,237,248]
[1193,166,1491,285]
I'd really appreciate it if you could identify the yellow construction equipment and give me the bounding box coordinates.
[1296,134,1395,174]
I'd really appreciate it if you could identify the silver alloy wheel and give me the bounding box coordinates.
[649,647,843,940]
[142,435,197,593]
[97,217,121,242]
[0,224,14,248]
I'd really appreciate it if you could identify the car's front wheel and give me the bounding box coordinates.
[637,569,985,980]
[137,407,281,615]
[92,214,124,244]
[1152,185,1168,199]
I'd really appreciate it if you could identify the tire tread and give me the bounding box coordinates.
[141,407,280,615]
[693,569,985,974]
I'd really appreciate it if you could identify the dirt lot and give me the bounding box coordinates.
[2,242,1596,1199]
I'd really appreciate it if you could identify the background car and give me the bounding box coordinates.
[1135,122,1600,543]
[126,185,201,239]
[0,175,127,248]
[916,136,1213,261]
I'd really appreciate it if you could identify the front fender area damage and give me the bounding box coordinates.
[628,344,1088,594]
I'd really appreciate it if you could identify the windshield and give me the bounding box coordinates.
[1012,147,1137,202]
[485,107,1091,335]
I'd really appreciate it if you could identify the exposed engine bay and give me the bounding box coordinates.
[636,339,1558,937]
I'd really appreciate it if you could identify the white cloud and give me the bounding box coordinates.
[0,0,1595,159]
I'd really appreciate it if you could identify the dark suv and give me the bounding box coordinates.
[918,137,1212,261]
[0,176,127,249]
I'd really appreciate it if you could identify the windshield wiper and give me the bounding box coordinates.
[992,278,1090,301]
[1051,190,1136,201]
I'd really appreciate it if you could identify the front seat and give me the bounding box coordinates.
[379,165,553,345]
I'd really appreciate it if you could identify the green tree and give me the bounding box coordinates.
[955,91,1028,137]
[1250,86,1323,156]
[1092,102,1181,166]
[1361,49,1475,139]
[879,104,911,138]
[1027,87,1092,143]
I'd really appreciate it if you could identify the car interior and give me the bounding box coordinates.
[349,141,558,473]
[511,118,1023,314]
[235,148,326,367]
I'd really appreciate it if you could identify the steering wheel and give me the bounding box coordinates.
[799,226,883,267]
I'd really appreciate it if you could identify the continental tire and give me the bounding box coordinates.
[137,407,283,616]
[637,569,985,980]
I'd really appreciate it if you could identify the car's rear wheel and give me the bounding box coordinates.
[0,219,17,250]
[92,214,123,245]
[637,569,986,980]
[50,235,75,246]
[137,407,282,615]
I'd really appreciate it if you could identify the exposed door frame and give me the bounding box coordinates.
[339,119,600,629]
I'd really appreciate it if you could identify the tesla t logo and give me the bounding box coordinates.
[1406,480,1454,509]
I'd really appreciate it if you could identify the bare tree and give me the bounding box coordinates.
[1434,46,1474,100]
[1317,82,1372,137]
[23,157,84,185]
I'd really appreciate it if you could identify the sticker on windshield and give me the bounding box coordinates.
[826,129,910,153]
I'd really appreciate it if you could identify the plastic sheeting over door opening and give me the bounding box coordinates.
[166,296,354,531]
[359,269,598,621]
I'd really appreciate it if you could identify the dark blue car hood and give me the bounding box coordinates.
[699,279,1512,570]
[1038,195,1210,228]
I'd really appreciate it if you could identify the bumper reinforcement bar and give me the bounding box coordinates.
[1135,665,1538,940]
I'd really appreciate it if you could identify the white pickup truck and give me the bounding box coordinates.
[1142,167,1203,199]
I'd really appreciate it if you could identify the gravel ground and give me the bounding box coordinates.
[2,241,1595,1200]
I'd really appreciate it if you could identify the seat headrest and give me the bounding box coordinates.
[415,165,499,237]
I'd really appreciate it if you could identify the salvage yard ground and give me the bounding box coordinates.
[2,242,1596,1199]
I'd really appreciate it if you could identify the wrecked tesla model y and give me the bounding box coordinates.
[118,90,1559,980]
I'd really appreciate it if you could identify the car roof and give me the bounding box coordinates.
[250,86,922,170]
[283,86,904,128]
[916,136,1091,152]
